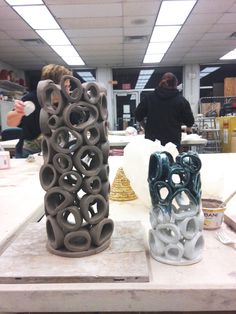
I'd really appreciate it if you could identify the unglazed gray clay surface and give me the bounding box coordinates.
[38,76,113,257]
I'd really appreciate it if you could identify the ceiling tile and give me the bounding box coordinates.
[49,3,122,18]
[65,28,123,38]
[123,1,160,16]
[59,17,122,29]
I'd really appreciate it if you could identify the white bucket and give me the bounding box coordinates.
[202,199,226,230]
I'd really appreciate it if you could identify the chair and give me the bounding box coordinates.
[1,127,23,157]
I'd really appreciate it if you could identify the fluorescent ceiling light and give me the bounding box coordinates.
[220,49,236,60]
[6,0,85,66]
[151,26,181,42]
[200,66,220,78]
[200,86,213,89]
[77,71,95,82]
[5,0,43,4]
[51,45,79,57]
[201,67,220,73]
[62,56,85,66]
[140,70,154,75]
[142,0,197,64]
[156,0,197,25]
[13,5,59,29]
[146,42,171,54]
[135,69,154,89]
[143,54,164,63]
[36,29,70,45]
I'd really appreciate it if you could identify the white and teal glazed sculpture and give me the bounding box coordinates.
[148,151,204,265]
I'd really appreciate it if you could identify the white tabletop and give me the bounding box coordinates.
[109,133,207,147]
[0,154,236,313]
[0,156,44,254]
[0,134,207,151]
[0,139,18,150]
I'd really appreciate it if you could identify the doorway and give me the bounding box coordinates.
[113,90,139,130]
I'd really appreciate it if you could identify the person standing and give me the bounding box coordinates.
[7,64,72,157]
[135,72,194,151]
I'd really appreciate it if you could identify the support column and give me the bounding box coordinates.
[96,68,115,129]
[183,64,200,117]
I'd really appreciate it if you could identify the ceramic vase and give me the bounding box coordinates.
[148,151,204,265]
[37,76,113,257]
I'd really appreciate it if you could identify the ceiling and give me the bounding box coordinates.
[0,0,236,71]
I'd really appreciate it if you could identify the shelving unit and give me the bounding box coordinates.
[194,116,221,153]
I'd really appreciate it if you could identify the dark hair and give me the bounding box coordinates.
[159,72,178,89]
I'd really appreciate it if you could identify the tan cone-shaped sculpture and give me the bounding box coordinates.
[110,167,137,201]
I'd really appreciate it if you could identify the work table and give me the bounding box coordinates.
[0,154,235,313]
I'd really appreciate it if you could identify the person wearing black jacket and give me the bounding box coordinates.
[7,64,72,157]
[135,72,194,150]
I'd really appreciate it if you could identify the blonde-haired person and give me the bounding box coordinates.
[7,64,72,158]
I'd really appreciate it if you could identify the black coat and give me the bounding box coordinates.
[135,87,194,147]
[19,90,41,141]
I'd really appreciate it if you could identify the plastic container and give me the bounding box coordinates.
[202,199,226,230]
[231,128,236,152]
[0,151,10,169]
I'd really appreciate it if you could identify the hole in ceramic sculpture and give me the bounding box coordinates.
[53,153,73,173]
[40,164,57,190]
[73,146,103,176]
[90,180,99,190]
[64,102,99,132]
[172,174,181,184]
[64,230,91,251]
[80,194,108,224]
[48,193,65,208]
[176,191,189,206]
[82,153,93,167]
[83,82,100,104]
[168,247,179,256]
[58,171,82,193]
[171,190,198,220]
[89,201,99,215]
[83,126,100,145]
[86,130,91,139]
[69,107,89,126]
[186,219,197,234]
[69,236,87,246]
[64,174,76,185]
[88,206,96,217]
[169,167,190,188]
[159,186,169,199]
[52,127,82,153]
[158,227,178,243]
[45,87,63,113]
[180,154,202,173]
[63,210,76,225]
[61,76,83,102]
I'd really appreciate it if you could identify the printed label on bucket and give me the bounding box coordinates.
[203,210,225,229]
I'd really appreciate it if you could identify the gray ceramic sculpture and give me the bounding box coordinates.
[38,76,113,257]
[148,151,204,265]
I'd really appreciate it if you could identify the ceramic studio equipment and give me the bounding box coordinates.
[148,151,204,265]
[38,76,113,257]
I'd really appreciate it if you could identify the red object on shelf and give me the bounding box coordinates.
[0,69,10,80]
